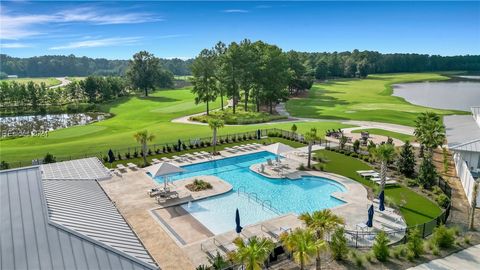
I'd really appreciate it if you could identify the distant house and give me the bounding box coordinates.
[444,106,480,206]
[7,75,18,78]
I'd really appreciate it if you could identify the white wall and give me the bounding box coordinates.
[456,150,480,171]
[454,152,480,206]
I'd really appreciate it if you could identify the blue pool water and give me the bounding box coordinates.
[155,151,346,234]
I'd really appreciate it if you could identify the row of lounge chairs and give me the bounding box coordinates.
[151,151,212,164]
[224,143,261,153]
[147,187,180,203]
[115,162,138,173]
[202,223,291,259]
[356,170,396,185]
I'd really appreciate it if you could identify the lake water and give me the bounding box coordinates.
[393,79,480,111]
[0,112,109,137]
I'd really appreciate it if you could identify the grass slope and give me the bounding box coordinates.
[316,150,442,226]
[0,87,350,164]
[286,73,465,126]
[351,128,415,142]
[1,77,61,87]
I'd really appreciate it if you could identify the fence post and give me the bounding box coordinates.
[422,223,426,238]
[355,231,358,248]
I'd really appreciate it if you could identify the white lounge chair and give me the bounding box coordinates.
[261,223,290,240]
[151,158,161,164]
[161,157,172,162]
[224,147,237,153]
[172,155,184,162]
[356,170,376,174]
[116,164,127,172]
[213,235,237,253]
[193,152,204,159]
[127,162,138,170]
[361,172,379,178]
[200,151,211,158]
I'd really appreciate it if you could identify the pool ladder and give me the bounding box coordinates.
[237,186,280,214]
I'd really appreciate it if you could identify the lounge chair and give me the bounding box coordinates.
[184,153,196,160]
[356,170,376,174]
[360,172,379,178]
[213,235,237,253]
[200,151,211,158]
[224,147,237,153]
[266,158,274,166]
[259,164,265,173]
[161,157,172,162]
[371,177,391,182]
[151,158,161,164]
[261,223,290,240]
[193,152,205,159]
[241,228,257,240]
[116,164,127,172]
[172,155,184,163]
[127,162,138,170]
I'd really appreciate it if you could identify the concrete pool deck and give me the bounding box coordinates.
[101,147,406,269]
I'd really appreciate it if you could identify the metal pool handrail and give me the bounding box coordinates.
[237,186,281,215]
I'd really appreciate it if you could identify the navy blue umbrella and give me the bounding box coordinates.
[235,208,243,234]
[379,190,385,211]
[366,204,374,227]
[107,149,115,164]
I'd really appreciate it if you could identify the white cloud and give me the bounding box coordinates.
[49,37,142,50]
[0,7,162,40]
[0,42,31,48]
[222,9,249,13]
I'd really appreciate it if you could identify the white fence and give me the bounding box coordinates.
[454,152,479,206]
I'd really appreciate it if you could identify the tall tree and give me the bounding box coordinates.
[299,209,345,270]
[133,130,155,167]
[191,49,218,115]
[372,143,397,191]
[127,51,161,97]
[230,236,275,270]
[315,61,328,80]
[208,119,224,154]
[397,140,416,178]
[304,128,319,168]
[222,42,242,114]
[213,41,227,110]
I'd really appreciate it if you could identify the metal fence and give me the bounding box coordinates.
[5,128,332,168]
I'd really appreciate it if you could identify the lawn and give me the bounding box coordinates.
[315,149,442,226]
[0,87,350,164]
[286,73,465,126]
[1,77,61,87]
[351,128,416,142]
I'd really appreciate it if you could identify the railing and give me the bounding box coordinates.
[454,152,479,205]
[237,186,281,215]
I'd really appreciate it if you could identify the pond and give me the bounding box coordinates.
[393,77,480,111]
[0,112,110,137]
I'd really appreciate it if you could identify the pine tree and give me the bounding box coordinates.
[397,140,416,178]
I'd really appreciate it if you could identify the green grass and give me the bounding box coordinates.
[66,76,87,82]
[287,73,466,126]
[190,107,287,124]
[315,150,442,226]
[1,77,61,87]
[0,87,350,164]
[351,129,415,142]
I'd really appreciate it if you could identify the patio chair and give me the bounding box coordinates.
[224,147,236,153]
[172,155,184,163]
[266,158,274,166]
[193,152,204,159]
[161,157,172,162]
[127,162,138,170]
[360,172,379,178]
[261,223,289,240]
[241,228,257,240]
[200,151,211,158]
[356,170,376,174]
[259,164,265,173]
[275,156,281,164]
[116,164,127,172]
[213,235,237,253]
[151,158,161,164]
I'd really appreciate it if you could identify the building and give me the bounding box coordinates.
[0,158,159,270]
[444,106,480,206]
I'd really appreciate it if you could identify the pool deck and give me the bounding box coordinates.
[102,146,406,269]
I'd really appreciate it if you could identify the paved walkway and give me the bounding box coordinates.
[409,244,480,270]
[49,77,72,89]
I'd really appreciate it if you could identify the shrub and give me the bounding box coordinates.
[407,178,418,187]
[102,156,108,162]
[148,149,152,156]
[431,225,455,249]
[298,163,306,171]
[407,228,424,259]
[162,146,166,153]
[43,153,56,164]
[186,179,213,192]
[464,235,471,245]
[155,148,161,154]
[353,139,360,153]
[125,152,131,159]
[435,193,450,208]
[330,228,348,260]
[117,153,122,160]
[316,164,325,171]
[182,143,187,150]
[373,231,390,262]
[0,161,10,170]
[418,158,437,188]
[397,141,416,178]
[392,245,407,259]
[351,153,359,158]
[167,146,172,152]
[350,250,364,268]
[364,251,374,263]
[133,151,139,158]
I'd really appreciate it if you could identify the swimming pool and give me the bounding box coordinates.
[154,151,346,234]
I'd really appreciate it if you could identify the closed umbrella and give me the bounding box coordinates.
[235,208,243,234]
[379,190,385,211]
[366,204,374,228]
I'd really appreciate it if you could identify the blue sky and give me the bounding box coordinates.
[1,1,479,59]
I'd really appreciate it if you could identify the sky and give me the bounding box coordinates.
[1,1,479,60]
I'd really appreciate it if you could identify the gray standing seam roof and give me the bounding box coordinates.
[444,114,480,151]
[41,157,112,180]
[0,166,158,270]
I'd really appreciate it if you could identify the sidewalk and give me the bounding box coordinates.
[408,244,480,270]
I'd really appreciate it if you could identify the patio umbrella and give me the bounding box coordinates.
[235,208,243,234]
[145,162,185,188]
[379,190,385,211]
[366,204,374,228]
[262,142,296,156]
[107,149,115,167]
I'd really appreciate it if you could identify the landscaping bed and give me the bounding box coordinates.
[189,107,287,125]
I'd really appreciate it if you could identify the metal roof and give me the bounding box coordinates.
[444,114,480,152]
[0,166,158,270]
[41,157,112,180]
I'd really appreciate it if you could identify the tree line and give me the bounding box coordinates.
[191,40,314,115]
[0,54,192,78]
[2,50,478,79]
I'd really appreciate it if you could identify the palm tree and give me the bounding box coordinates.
[414,112,445,159]
[372,143,396,191]
[281,228,325,270]
[133,130,155,167]
[208,119,225,154]
[230,236,275,270]
[304,128,319,168]
[299,209,345,270]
